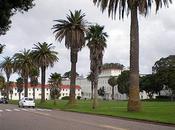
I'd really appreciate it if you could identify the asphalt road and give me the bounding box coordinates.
[0,104,174,130]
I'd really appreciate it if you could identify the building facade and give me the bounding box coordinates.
[0,83,81,100]
[62,68,127,100]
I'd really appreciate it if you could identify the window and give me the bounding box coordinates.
[15,93,17,96]
[37,89,39,91]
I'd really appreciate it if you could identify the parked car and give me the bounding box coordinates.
[0,98,8,104]
[18,97,35,108]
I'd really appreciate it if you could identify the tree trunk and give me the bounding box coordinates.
[41,66,46,103]
[91,81,94,99]
[19,92,21,101]
[92,68,98,109]
[128,4,141,112]
[33,87,35,100]
[112,86,114,100]
[6,77,9,100]
[24,77,28,97]
[69,49,78,105]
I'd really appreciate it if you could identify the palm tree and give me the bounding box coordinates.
[0,75,5,97]
[48,72,62,105]
[32,42,58,103]
[16,77,24,100]
[63,71,79,79]
[13,49,33,97]
[93,0,172,112]
[0,56,13,99]
[53,10,87,104]
[29,67,39,100]
[86,24,108,109]
[108,76,118,100]
[87,72,94,99]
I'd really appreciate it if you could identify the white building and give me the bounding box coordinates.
[62,67,127,100]
[0,83,81,100]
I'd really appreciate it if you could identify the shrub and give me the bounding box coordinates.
[77,96,81,100]
[61,96,69,100]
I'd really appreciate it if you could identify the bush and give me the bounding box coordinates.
[77,96,81,100]
[61,96,69,100]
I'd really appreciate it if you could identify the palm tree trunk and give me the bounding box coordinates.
[33,87,35,100]
[54,95,56,105]
[69,49,78,105]
[41,66,46,103]
[92,69,98,109]
[19,92,21,100]
[24,77,28,97]
[112,86,114,100]
[6,77,10,100]
[91,81,94,99]
[128,4,141,112]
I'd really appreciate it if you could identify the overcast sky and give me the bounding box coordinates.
[0,0,175,82]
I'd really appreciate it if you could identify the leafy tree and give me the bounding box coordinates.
[152,55,175,99]
[63,71,79,79]
[0,0,34,35]
[0,56,13,99]
[32,42,58,103]
[29,67,39,100]
[48,72,62,105]
[53,10,87,105]
[87,72,94,99]
[102,63,124,70]
[86,24,108,109]
[140,74,163,99]
[93,0,172,112]
[16,77,24,100]
[13,49,33,97]
[117,70,129,96]
[108,76,118,100]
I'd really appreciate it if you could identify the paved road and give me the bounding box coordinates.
[0,104,174,130]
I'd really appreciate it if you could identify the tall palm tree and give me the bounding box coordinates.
[13,49,33,97]
[0,56,13,99]
[32,42,58,103]
[87,72,94,99]
[86,24,108,109]
[53,10,87,104]
[93,0,172,112]
[29,67,39,100]
[48,72,62,105]
[0,75,5,97]
[108,76,118,100]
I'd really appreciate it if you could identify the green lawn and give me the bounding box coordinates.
[9,100,175,124]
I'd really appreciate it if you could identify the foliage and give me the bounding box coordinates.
[49,73,62,103]
[86,24,108,108]
[117,70,129,95]
[108,76,118,87]
[61,96,70,100]
[140,74,163,99]
[32,42,58,102]
[93,0,172,19]
[98,86,105,97]
[53,10,87,104]
[77,96,81,100]
[0,56,13,81]
[102,63,124,70]
[0,44,5,54]
[0,75,5,89]
[63,71,79,79]
[0,0,35,35]
[152,55,175,95]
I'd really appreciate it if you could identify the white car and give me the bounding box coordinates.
[18,97,35,108]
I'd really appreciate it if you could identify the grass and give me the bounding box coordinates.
[9,99,175,124]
